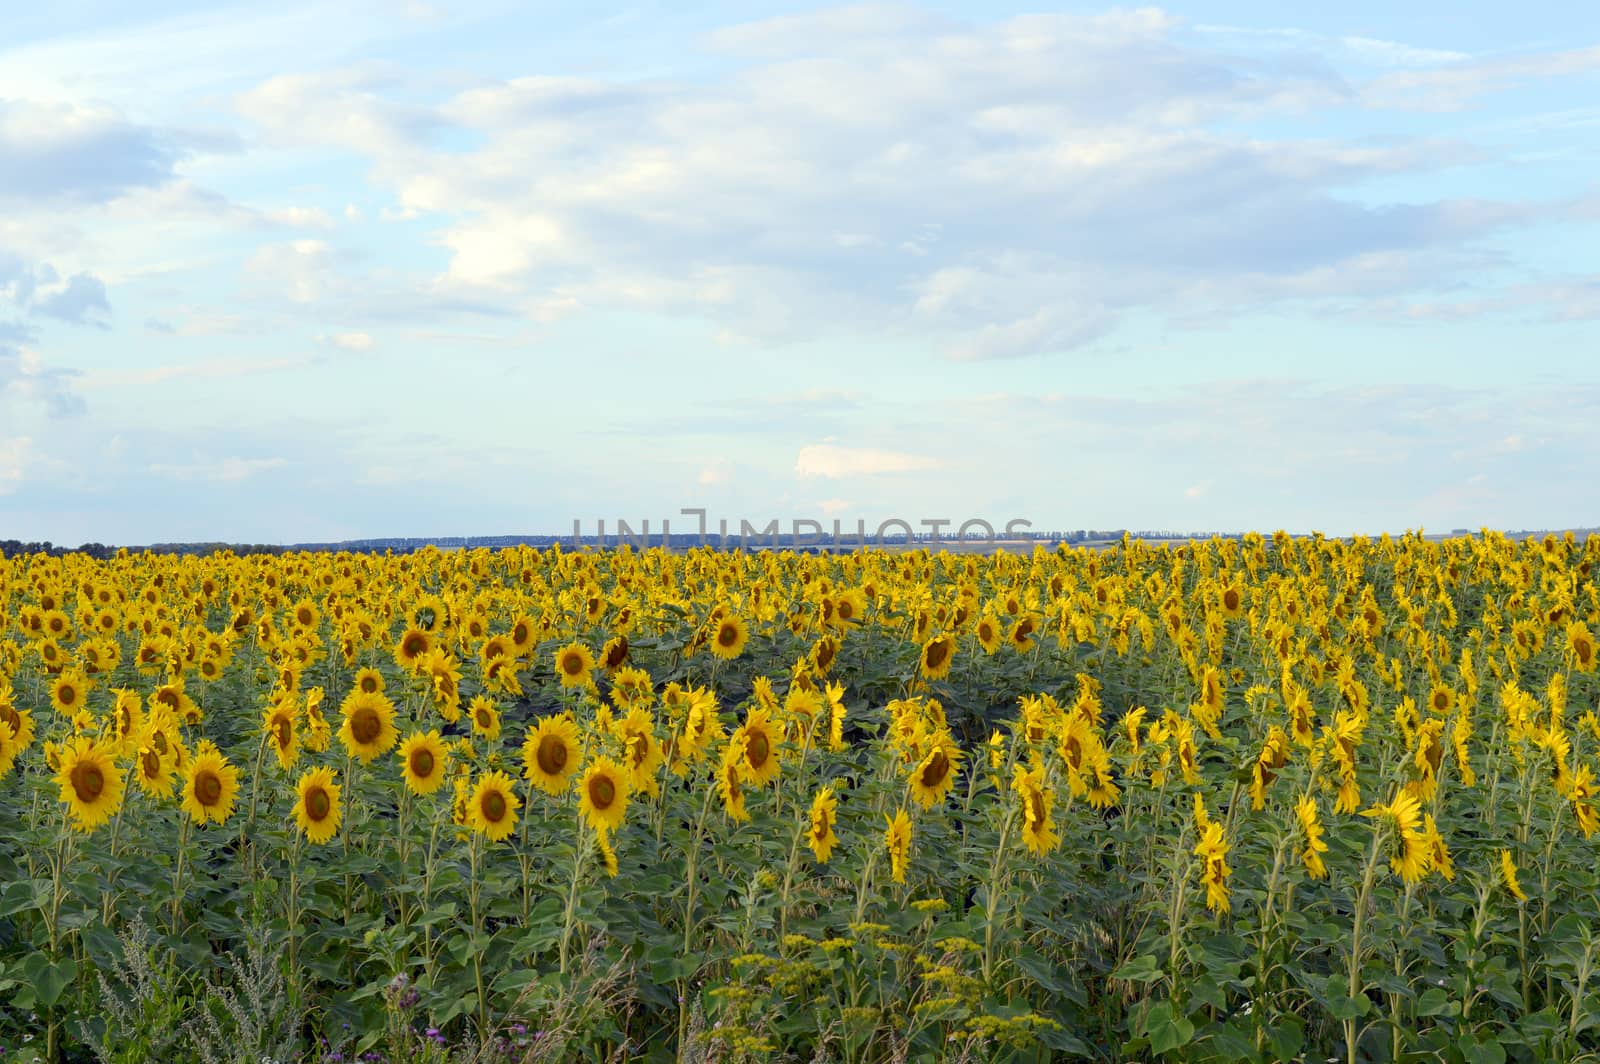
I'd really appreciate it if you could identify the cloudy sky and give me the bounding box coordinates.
[3,1,1598,545]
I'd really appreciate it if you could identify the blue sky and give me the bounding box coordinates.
[2,1,1598,544]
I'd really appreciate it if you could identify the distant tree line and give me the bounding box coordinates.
[0,540,116,560]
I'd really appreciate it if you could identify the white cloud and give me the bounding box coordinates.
[217,9,1568,357]
[147,455,288,481]
[327,331,374,351]
[795,444,937,478]
[0,436,30,494]
[697,460,731,486]
[818,498,852,516]
[265,206,336,231]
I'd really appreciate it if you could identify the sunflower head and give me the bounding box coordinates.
[577,756,630,835]
[399,729,449,795]
[294,766,343,844]
[522,715,582,796]
[468,770,521,842]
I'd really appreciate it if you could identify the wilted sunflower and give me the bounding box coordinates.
[339,690,399,763]
[399,729,449,796]
[807,786,839,863]
[709,615,749,661]
[181,744,241,827]
[523,715,582,796]
[468,770,521,843]
[55,736,125,832]
[294,766,343,844]
[919,634,956,682]
[554,643,596,689]
[578,756,629,835]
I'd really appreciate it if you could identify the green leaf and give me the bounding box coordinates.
[1416,987,1456,1017]
[1143,1001,1195,1057]
[1112,953,1165,985]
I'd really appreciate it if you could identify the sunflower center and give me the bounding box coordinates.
[361,676,379,693]
[142,750,160,778]
[814,809,832,837]
[306,787,331,820]
[920,750,950,788]
[717,624,739,648]
[59,685,77,706]
[1224,589,1240,612]
[1026,791,1045,825]
[197,771,222,806]
[403,634,428,657]
[562,654,584,677]
[274,718,291,749]
[481,790,507,822]
[1433,692,1449,712]
[537,735,569,775]
[746,730,770,768]
[925,640,949,670]
[589,774,616,809]
[71,761,104,802]
[411,749,435,778]
[351,707,381,745]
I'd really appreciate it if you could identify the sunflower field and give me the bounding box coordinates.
[2,531,1599,1062]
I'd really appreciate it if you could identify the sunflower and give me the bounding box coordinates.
[1194,821,1232,913]
[399,729,449,796]
[810,634,839,675]
[468,695,501,741]
[1499,849,1528,902]
[554,643,596,689]
[884,808,913,885]
[1012,764,1060,856]
[133,737,175,798]
[55,736,125,832]
[180,744,241,827]
[352,667,385,696]
[1362,788,1428,884]
[919,633,956,682]
[408,593,448,634]
[50,670,92,716]
[963,614,997,656]
[522,715,582,796]
[807,786,839,863]
[716,742,749,822]
[0,720,19,778]
[293,766,343,844]
[394,627,433,671]
[595,828,620,878]
[1007,615,1037,653]
[600,634,630,672]
[339,690,399,763]
[508,615,538,656]
[709,615,749,661]
[149,679,200,727]
[467,770,521,843]
[617,707,664,796]
[908,741,962,809]
[734,706,782,788]
[262,696,299,771]
[577,756,630,835]
[1569,622,1597,673]
[420,648,463,723]
[1426,684,1455,716]
[1295,795,1328,879]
